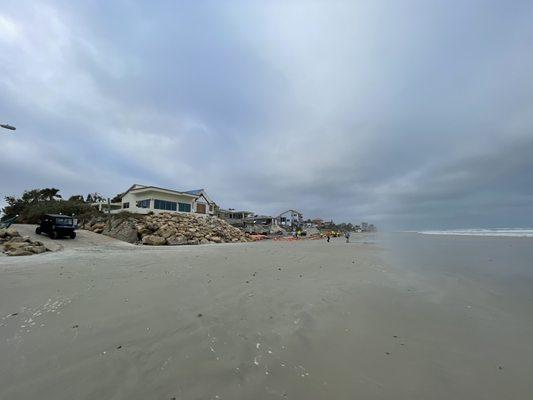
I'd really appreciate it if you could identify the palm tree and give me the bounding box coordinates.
[68,195,85,202]
[21,189,44,204]
[39,188,62,201]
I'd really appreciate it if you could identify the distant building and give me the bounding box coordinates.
[311,218,324,227]
[217,209,254,227]
[277,209,303,229]
[244,214,279,234]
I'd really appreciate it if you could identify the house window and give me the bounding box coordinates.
[136,199,150,208]
[123,202,130,209]
[154,199,177,211]
[178,202,191,212]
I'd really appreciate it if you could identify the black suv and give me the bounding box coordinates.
[35,214,77,239]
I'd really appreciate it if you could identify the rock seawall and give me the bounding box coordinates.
[83,212,249,245]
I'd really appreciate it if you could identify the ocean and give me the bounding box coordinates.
[415,228,533,237]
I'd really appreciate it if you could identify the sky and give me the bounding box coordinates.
[1,0,533,230]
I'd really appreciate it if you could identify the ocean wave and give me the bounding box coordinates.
[416,228,533,237]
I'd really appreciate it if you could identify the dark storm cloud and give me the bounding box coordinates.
[1,0,533,229]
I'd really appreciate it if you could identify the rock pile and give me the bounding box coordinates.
[83,216,140,243]
[0,227,47,256]
[83,212,250,245]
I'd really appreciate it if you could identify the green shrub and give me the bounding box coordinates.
[2,188,103,224]
[19,200,100,224]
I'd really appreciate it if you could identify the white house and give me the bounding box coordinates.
[277,209,304,228]
[94,184,217,215]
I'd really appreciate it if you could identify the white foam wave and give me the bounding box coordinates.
[416,228,533,237]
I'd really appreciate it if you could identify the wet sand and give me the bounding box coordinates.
[1,235,532,399]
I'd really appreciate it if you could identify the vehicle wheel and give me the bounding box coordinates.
[35,227,41,235]
[50,231,57,239]
[70,231,76,239]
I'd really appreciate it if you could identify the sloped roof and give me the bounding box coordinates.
[184,189,204,196]
[125,184,197,198]
[278,209,303,217]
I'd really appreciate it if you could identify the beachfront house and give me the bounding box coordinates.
[243,214,279,234]
[277,209,304,229]
[93,184,217,215]
[217,209,254,227]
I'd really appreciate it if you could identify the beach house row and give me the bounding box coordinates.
[92,184,216,216]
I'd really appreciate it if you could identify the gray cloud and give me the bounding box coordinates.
[1,0,533,229]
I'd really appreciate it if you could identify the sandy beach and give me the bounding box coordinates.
[1,233,532,399]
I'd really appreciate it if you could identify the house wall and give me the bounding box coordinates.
[278,211,303,227]
[120,190,195,214]
[192,192,215,215]
[193,197,209,214]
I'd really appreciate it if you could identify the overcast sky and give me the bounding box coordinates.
[1,0,533,229]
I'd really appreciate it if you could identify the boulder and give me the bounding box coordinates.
[7,248,33,256]
[103,218,138,243]
[6,227,19,237]
[7,236,25,243]
[136,224,149,236]
[29,245,47,254]
[0,228,7,238]
[157,225,177,239]
[166,235,187,245]
[3,241,27,251]
[92,222,106,230]
[146,222,159,231]
[141,235,166,246]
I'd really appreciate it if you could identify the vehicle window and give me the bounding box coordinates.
[55,218,73,225]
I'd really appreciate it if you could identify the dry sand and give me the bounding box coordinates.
[0,234,531,399]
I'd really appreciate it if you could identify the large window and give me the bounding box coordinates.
[178,202,191,212]
[136,199,150,208]
[154,199,177,211]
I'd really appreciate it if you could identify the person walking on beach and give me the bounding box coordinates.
[326,232,331,242]
[345,231,351,243]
